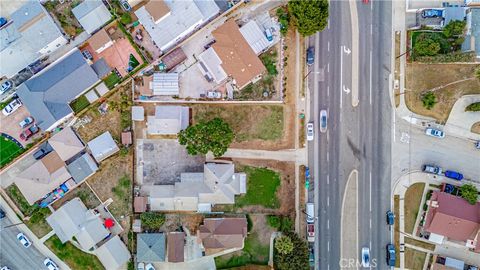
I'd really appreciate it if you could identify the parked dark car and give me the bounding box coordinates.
[386,244,396,266]
[444,170,463,181]
[386,210,395,225]
[33,142,53,160]
[0,208,5,219]
[0,17,7,28]
[19,125,39,141]
[307,47,315,66]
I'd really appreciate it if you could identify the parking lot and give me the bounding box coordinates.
[0,104,39,146]
[136,139,205,185]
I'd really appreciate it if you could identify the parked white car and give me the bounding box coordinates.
[2,99,22,116]
[145,263,156,270]
[207,91,222,99]
[16,233,31,248]
[43,258,59,270]
[306,122,314,141]
[320,110,328,133]
[361,247,370,267]
[425,128,445,139]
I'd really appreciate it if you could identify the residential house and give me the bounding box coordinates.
[146,106,189,135]
[46,198,110,250]
[198,218,248,251]
[147,162,246,212]
[430,254,480,270]
[137,233,166,263]
[16,49,100,131]
[95,235,131,269]
[135,0,220,52]
[462,8,480,59]
[424,191,480,251]
[88,28,114,54]
[198,20,266,89]
[87,131,120,163]
[167,232,185,263]
[72,0,112,35]
[0,1,67,78]
[49,127,85,161]
[66,153,98,183]
[137,73,179,96]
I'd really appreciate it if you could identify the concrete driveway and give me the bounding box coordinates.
[0,104,37,146]
[0,150,36,188]
[444,95,480,141]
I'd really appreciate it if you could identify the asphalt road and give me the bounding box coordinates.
[308,1,393,269]
[0,216,46,270]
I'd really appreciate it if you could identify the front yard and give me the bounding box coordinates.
[404,248,427,270]
[404,183,426,234]
[405,63,480,123]
[235,166,281,209]
[45,235,104,270]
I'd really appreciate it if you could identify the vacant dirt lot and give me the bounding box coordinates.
[405,63,480,123]
[472,122,480,134]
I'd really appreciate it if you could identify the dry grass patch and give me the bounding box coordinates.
[404,183,425,234]
[405,63,480,123]
[471,122,480,134]
[404,248,427,270]
[405,237,435,251]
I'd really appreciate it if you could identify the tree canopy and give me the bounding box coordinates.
[140,212,165,230]
[443,20,466,38]
[460,184,478,205]
[274,231,309,270]
[275,235,294,255]
[414,37,441,56]
[178,118,234,158]
[288,0,329,36]
[421,92,437,110]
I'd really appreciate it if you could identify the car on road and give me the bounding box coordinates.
[361,247,370,267]
[2,99,22,116]
[320,110,328,133]
[306,203,315,223]
[309,246,315,267]
[307,47,315,66]
[207,91,221,99]
[425,128,445,139]
[423,165,442,175]
[307,223,315,242]
[19,125,39,141]
[422,9,444,18]
[386,244,396,266]
[1,80,13,94]
[43,258,59,270]
[145,263,156,270]
[444,170,463,181]
[16,233,32,248]
[307,122,314,141]
[386,210,395,225]
[0,208,5,219]
[19,116,34,128]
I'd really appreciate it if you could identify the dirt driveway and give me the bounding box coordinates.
[0,105,36,146]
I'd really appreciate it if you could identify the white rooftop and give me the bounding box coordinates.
[239,20,271,55]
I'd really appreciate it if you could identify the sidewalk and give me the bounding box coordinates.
[0,195,71,270]
[444,95,480,141]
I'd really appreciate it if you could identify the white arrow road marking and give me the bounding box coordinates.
[343,85,351,94]
[343,46,351,55]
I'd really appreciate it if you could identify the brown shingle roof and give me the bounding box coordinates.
[424,191,480,242]
[198,218,247,249]
[88,28,111,52]
[167,232,185,262]
[212,20,266,89]
[145,0,170,23]
[41,151,65,174]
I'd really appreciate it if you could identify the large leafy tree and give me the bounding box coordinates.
[274,231,309,270]
[178,118,234,158]
[443,20,466,38]
[288,0,329,36]
[421,92,437,110]
[275,235,294,255]
[414,38,441,56]
[460,184,478,205]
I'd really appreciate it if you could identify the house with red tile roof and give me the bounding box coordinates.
[424,191,480,251]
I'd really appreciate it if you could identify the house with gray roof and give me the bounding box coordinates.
[0,1,67,78]
[72,0,112,35]
[87,131,120,162]
[137,233,166,263]
[49,127,85,162]
[66,153,98,183]
[16,49,100,131]
[95,236,131,270]
[147,162,246,212]
[147,106,189,135]
[46,198,110,250]
[462,8,480,59]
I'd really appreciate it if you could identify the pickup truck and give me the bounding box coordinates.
[307,224,315,242]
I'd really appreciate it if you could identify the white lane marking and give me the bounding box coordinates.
[369,172,372,212]
[340,45,343,109]
[327,85,330,97]
[328,19,330,29]
[327,219,330,229]
[370,218,372,229]
[327,63,330,73]
[327,174,329,185]
[327,196,330,206]
[327,41,330,51]
[369,50,373,105]
[327,151,329,162]
[327,131,329,142]
[327,241,330,252]
[370,23,373,35]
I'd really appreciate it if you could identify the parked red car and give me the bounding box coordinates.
[19,125,39,141]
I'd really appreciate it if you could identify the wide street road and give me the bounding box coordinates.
[0,215,46,269]
[308,0,393,269]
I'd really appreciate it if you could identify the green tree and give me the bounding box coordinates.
[421,92,437,110]
[120,13,132,25]
[443,20,466,38]
[288,0,329,36]
[414,38,441,56]
[275,236,294,255]
[140,212,165,230]
[274,231,309,270]
[460,184,479,205]
[178,118,234,157]
[475,67,480,80]
[465,102,480,112]
[276,7,290,36]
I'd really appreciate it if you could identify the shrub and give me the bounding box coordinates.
[275,236,294,255]
[421,92,437,110]
[274,231,309,270]
[414,37,441,56]
[267,215,281,229]
[140,212,166,230]
[120,13,132,25]
[465,102,480,112]
[460,184,478,205]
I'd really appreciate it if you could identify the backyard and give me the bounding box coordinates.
[45,235,104,270]
[0,136,23,167]
[404,183,426,234]
[405,63,480,123]
[43,0,84,37]
[404,248,427,270]
[235,166,281,209]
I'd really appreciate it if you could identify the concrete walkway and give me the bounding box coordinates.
[218,148,306,163]
[268,231,282,266]
[444,95,480,141]
[0,196,72,270]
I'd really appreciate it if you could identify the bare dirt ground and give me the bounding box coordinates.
[472,122,480,134]
[249,214,273,245]
[232,158,296,218]
[405,63,480,123]
[162,214,204,233]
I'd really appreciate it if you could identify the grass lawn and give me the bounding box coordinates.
[404,183,425,234]
[404,248,427,270]
[215,231,270,269]
[70,95,90,114]
[6,185,52,237]
[45,235,104,270]
[235,166,281,209]
[192,104,284,142]
[0,136,23,167]
[405,237,436,251]
[103,72,122,89]
[405,63,480,123]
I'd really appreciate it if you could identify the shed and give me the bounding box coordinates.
[147,106,189,135]
[239,20,271,54]
[133,219,142,233]
[121,132,132,146]
[132,106,145,121]
[134,196,148,213]
[152,73,179,96]
[161,47,187,71]
[87,131,120,163]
